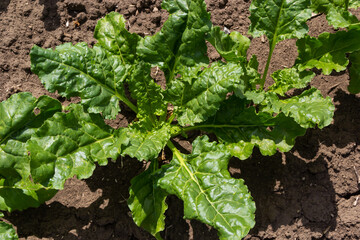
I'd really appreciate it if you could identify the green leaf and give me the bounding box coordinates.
[27,104,127,189]
[348,51,360,94]
[248,0,312,45]
[0,93,61,211]
[296,28,360,75]
[196,96,306,159]
[30,43,134,119]
[0,185,57,212]
[269,68,315,96]
[166,62,248,126]
[311,0,359,28]
[94,12,141,63]
[263,88,335,129]
[159,137,256,240]
[128,162,168,240]
[350,0,360,8]
[137,0,211,81]
[128,62,166,119]
[207,26,250,62]
[123,120,171,161]
[326,7,359,28]
[0,214,18,240]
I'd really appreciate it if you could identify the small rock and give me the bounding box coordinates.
[219,0,228,7]
[128,5,136,14]
[3,36,16,47]
[224,18,233,28]
[89,8,102,20]
[54,30,64,40]
[223,26,230,34]
[77,12,87,24]
[153,7,159,12]
[43,38,53,48]
[105,1,117,11]
[32,36,44,46]
[261,35,266,43]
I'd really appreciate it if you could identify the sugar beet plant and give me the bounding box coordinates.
[1,0,360,239]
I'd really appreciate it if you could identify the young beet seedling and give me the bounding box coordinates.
[1,0,360,239]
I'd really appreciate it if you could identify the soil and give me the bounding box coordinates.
[1,0,360,239]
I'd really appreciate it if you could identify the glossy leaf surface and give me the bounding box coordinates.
[311,0,359,28]
[0,213,18,240]
[159,137,255,240]
[249,0,312,45]
[128,162,168,240]
[123,120,171,161]
[0,93,61,211]
[137,0,211,81]
[0,93,127,211]
[128,62,166,119]
[296,28,360,75]
[269,68,315,96]
[199,96,306,159]
[264,88,335,129]
[207,26,250,62]
[94,12,141,62]
[166,62,248,126]
[30,43,132,119]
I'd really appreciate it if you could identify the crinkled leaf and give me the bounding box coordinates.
[296,28,360,75]
[248,0,312,45]
[158,136,255,240]
[166,62,248,126]
[27,104,128,189]
[0,93,62,145]
[128,162,168,240]
[94,12,141,63]
[269,68,315,96]
[0,214,18,240]
[0,184,57,212]
[350,0,360,8]
[264,88,335,129]
[237,55,263,102]
[123,120,171,161]
[207,26,250,62]
[326,7,359,28]
[200,96,306,159]
[311,0,359,28]
[30,43,133,119]
[128,62,166,119]
[348,51,360,94]
[137,0,211,81]
[0,93,61,211]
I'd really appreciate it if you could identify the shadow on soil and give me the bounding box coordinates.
[8,150,337,240]
[0,0,10,14]
[39,0,61,31]
[231,150,337,238]
[7,157,218,240]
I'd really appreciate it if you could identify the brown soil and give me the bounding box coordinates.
[1,0,360,239]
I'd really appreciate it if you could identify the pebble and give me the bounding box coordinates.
[77,12,87,24]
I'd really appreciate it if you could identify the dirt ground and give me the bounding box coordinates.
[1,0,360,239]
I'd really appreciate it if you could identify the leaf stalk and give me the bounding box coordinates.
[261,39,276,87]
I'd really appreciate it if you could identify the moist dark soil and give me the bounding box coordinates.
[1,0,360,239]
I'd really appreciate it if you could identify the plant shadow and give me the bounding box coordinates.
[0,0,10,14]
[7,159,155,239]
[230,149,337,238]
[39,0,61,31]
